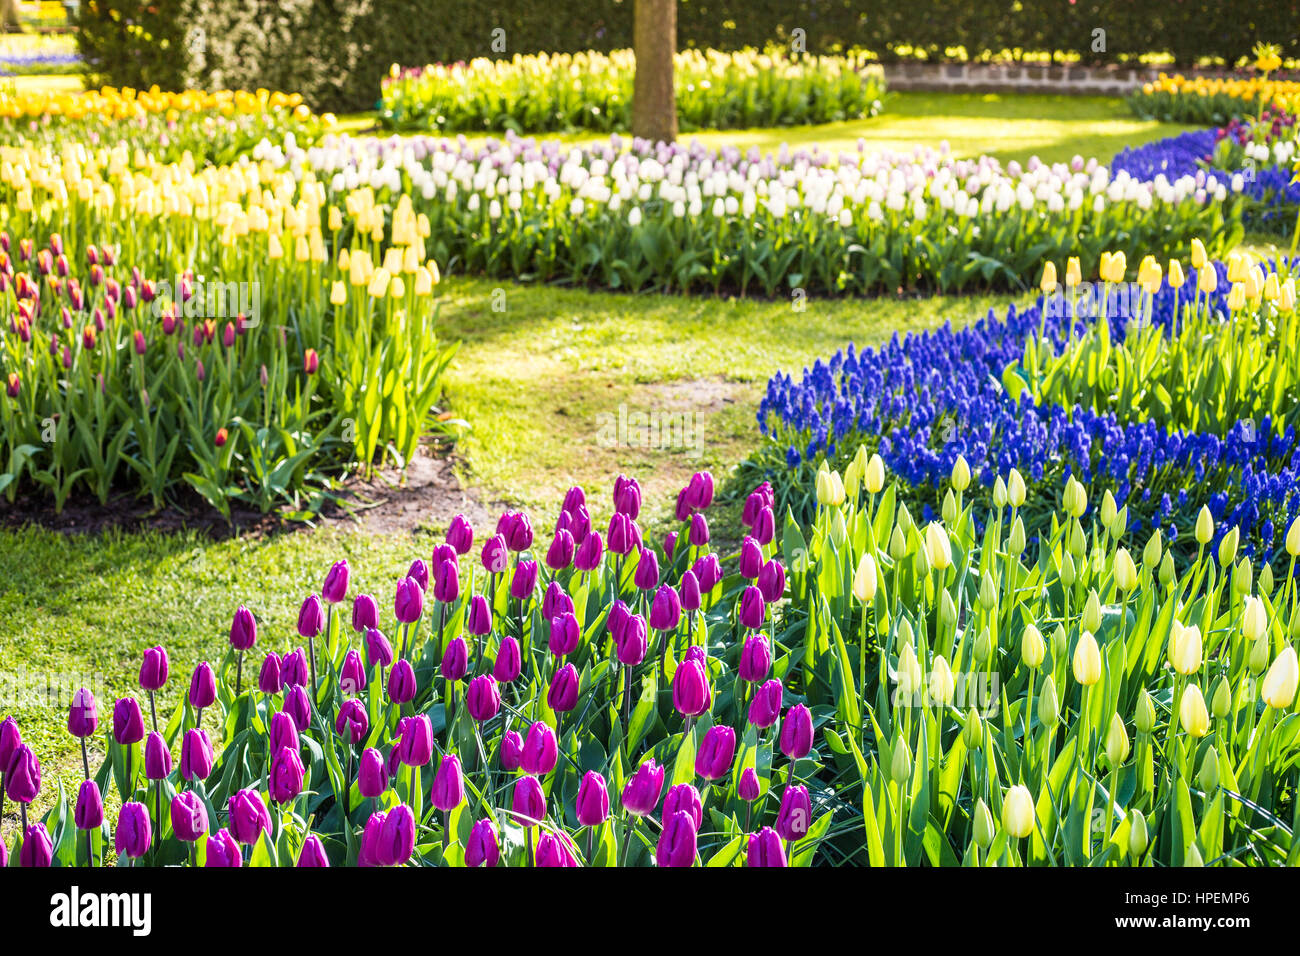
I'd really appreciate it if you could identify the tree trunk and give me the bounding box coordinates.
[632,0,676,143]
[0,0,23,33]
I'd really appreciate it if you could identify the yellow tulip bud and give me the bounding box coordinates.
[1179,684,1210,737]
[1191,238,1207,269]
[1261,646,1299,710]
[1241,595,1268,643]
[1039,675,1060,727]
[939,590,957,629]
[829,509,848,549]
[962,707,984,749]
[1217,525,1238,566]
[1100,490,1117,529]
[367,267,391,299]
[865,453,885,494]
[329,280,347,306]
[1259,562,1274,596]
[1226,282,1246,311]
[852,553,877,604]
[888,525,907,563]
[1194,505,1214,545]
[1128,809,1149,858]
[1135,688,1156,733]
[1008,516,1026,556]
[1198,748,1220,791]
[1210,678,1232,719]
[1073,631,1103,686]
[1065,256,1082,288]
[1082,590,1102,633]
[950,455,971,492]
[897,643,922,700]
[1001,784,1036,839]
[973,799,995,849]
[1007,468,1025,508]
[929,655,955,707]
[941,489,958,526]
[1142,530,1162,570]
[890,737,913,786]
[1171,623,1202,675]
[1197,266,1217,294]
[1114,547,1138,591]
[1021,624,1045,669]
[979,571,997,611]
[1105,713,1130,766]
[1062,475,1087,518]
[1159,551,1176,586]
[992,475,1008,510]
[973,627,993,665]
[1040,261,1057,293]
[924,523,952,571]
[1167,259,1185,288]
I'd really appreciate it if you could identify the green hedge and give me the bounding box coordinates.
[77,0,1300,114]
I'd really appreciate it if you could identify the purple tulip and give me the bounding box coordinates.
[740,634,773,682]
[440,637,469,681]
[109,701,141,752]
[270,711,300,755]
[258,652,283,693]
[297,594,324,637]
[0,716,21,770]
[665,531,679,561]
[562,485,587,515]
[139,646,169,691]
[679,572,702,614]
[171,791,209,842]
[447,514,474,555]
[406,558,429,592]
[687,471,714,510]
[282,685,312,731]
[613,474,641,518]
[339,649,366,697]
[739,586,766,630]
[663,783,704,828]
[608,513,636,555]
[634,547,660,590]
[322,559,350,603]
[574,530,603,571]
[566,504,593,544]
[180,728,214,781]
[365,628,394,668]
[467,595,492,636]
[656,810,698,868]
[366,804,415,866]
[335,699,369,745]
[695,725,737,781]
[522,721,558,775]
[548,663,580,712]
[607,599,631,639]
[693,553,722,593]
[228,789,271,845]
[270,746,306,804]
[777,784,812,842]
[747,827,787,867]
[542,580,573,620]
[509,559,537,600]
[187,663,216,711]
[738,767,762,801]
[434,558,460,603]
[67,687,98,739]
[399,714,434,767]
[689,512,710,547]
[19,823,53,867]
[752,506,776,545]
[649,585,682,631]
[358,747,388,798]
[352,594,379,632]
[394,576,424,623]
[505,512,534,552]
[512,774,547,826]
[536,831,579,867]
[500,730,525,771]
[546,530,575,571]
[387,659,417,704]
[549,611,580,657]
[749,679,783,729]
[622,759,665,816]
[575,771,610,827]
[281,648,309,688]
[672,657,711,717]
[432,753,465,811]
[481,534,509,574]
[617,613,649,666]
[467,674,501,722]
[75,779,103,830]
[738,537,763,579]
[466,819,500,867]
[297,833,331,867]
[229,605,257,650]
[780,703,814,760]
[144,732,171,780]
[758,560,786,602]
[115,802,151,859]
[206,828,242,867]
[494,636,522,682]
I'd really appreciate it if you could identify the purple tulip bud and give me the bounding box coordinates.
[281,648,309,688]
[656,810,698,868]
[335,649,365,697]
[228,788,271,845]
[188,663,216,710]
[19,823,53,867]
[399,714,434,767]
[205,828,242,867]
[622,759,665,816]
[257,652,283,694]
[608,513,636,555]
[466,595,492,636]
[365,628,394,669]
[143,732,171,780]
[687,471,714,510]
[675,487,692,521]
[139,645,169,691]
[388,659,417,704]
[447,514,474,555]
[67,687,98,738]
[466,818,500,867]
[115,803,152,859]
[566,503,592,544]
[297,833,331,867]
[440,637,469,681]
[358,747,388,798]
[467,674,501,722]
[665,531,678,561]
[613,474,641,519]
[536,830,579,867]
[575,771,610,827]
[297,594,325,637]
[574,530,603,571]
[758,560,786,603]
[663,783,704,828]
[270,710,300,754]
[740,634,773,682]
[749,679,783,729]
[493,636,522,682]
[607,599,630,638]
[393,576,424,624]
[695,725,737,781]
[521,721,558,775]
[739,537,763,579]
[0,716,21,770]
[747,826,787,867]
[542,580,573,620]
[512,774,547,826]
[672,658,711,717]
[432,543,457,571]
[75,779,104,830]
[547,663,580,712]
[634,547,660,590]
[776,784,812,842]
[180,728,214,781]
[780,703,814,760]
[650,585,681,631]
[752,506,776,545]
[229,605,257,650]
[322,559,350,603]
[171,790,209,842]
[270,745,307,804]
[365,804,415,866]
[739,586,766,630]
[689,512,710,547]
[506,512,534,552]
[693,553,722,594]
[546,530,575,571]
[112,698,144,745]
[742,489,764,527]
[549,611,580,657]
[432,753,465,811]
[500,730,524,771]
[738,767,762,801]
[562,485,586,515]
[407,559,429,592]
[509,558,537,600]
[481,533,509,574]
[282,685,312,731]
[351,594,379,632]
[333,698,366,745]
[429,559,458,605]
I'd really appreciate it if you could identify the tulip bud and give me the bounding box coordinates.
[1001,784,1035,839]
[466,819,500,868]
[1171,623,1202,675]
[1217,526,1239,567]
[1198,748,1220,792]
[1059,552,1076,587]
[1210,677,1232,719]
[1159,551,1175,586]
[1008,516,1026,555]
[889,525,907,562]
[890,738,912,786]
[1100,490,1117,529]
[852,553,877,603]
[1179,684,1210,737]
[1073,631,1102,686]
[865,453,885,494]
[746,827,787,867]
[1021,624,1045,669]
[1114,548,1138,591]
[973,798,995,848]
[962,707,984,749]
[1195,506,1214,545]
[924,523,952,571]
[930,655,955,707]
[1135,688,1156,734]
[1081,589,1102,633]
[1128,809,1148,859]
[973,627,993,665]
[115,802,152,859]
[1142,531,1162,570]
[992,476,1008,509]
[432,754,465,811]
[575,771,610,827]
[941,489,958,526]
[1261,646,1299,710]
[1105,713,1130,766]
[1259,562,1274,596]
[1185,842,1204,867]
[1038,676,1060,728]
[939,590,957,630]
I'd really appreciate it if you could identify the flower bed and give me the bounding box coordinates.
[379,48,885,135]
[4,467,1297,866]
[1127,72,1300,125]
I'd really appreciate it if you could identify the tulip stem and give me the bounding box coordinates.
[148,689,158,734]
[235,649,244,697]
[620,821,634,868]
[80,737,90,781]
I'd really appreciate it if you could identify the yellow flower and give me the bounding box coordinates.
[1039,261,1057,293]
[1021,624,1045,669]
[1065,256,1082,288]
[1105,713,1130,766]
[1072,631,1102,686]
[1171,623,1202,676]
[1168,259,1185,288]
[924,522,952,571]
[329,281,346,306]
[1001,784,1036,839]
[864,453,885,494]
[1191,238,1207,269]
[1261,646,1299,710]
[950,455,971,492]
[852,553,877,603]
[1179,684,1210,737]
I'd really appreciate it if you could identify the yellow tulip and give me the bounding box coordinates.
[329,281,346,306]
[852,553,877,604]
[929,655,955,707]
[1001,784,1036,839]
[1039,261,1057,293]
[1179,684,1210,737]
[1171,623,1202,675]
[950,455,971,492]
[1168,259,1185,288]
[1241,595,1268,643]
[1073,631,1102,686]
[1105,713,1130,766]
[1021,624,1045,669]
[1065,256,1082,288]
[924,523,952,571]
[1261,646,1299,710]
[1194,505,1214,545]
[865,453,885,494]
[1191,238,1207,268]
[1114,547,1138,591]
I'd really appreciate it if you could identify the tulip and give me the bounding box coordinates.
[228,789,271,845]
[67,686,98,739]
[335,698,370,745]
[747,827,787,867]
[206,828,242,867]
[441,637,469,681]
[522,721,558,775]
[752,506,776,545]
[1179,685,1211,738]
[673,657,711,717]
[75,779,104,830]
[550,611,580,656]
[282,685,312,731]
[689,512,710,547]
[393,576,424,624]
[695,725,736,781]
[738,767,762,802]
[351,594,379,632]
[614,474,642,518]
[1002,784,1036,839]
[0,716,22,771]
[749,679,783,729]
[144,732,171,780]
[369,804,416,866]
[694,553,723,593]
[229,604,257,650]
[171,791,209,842]
[494,636,523,682]
[1105,713,1130,766]
[574,530,604,571]
[739,634,772,682]
[650,585,682,631]
[407,558,430,592]
[388,659,417,704]
[466,819,500,867]
[1262,646,1299,710]
[358,747,389,799]
[340,649,366,696]
[548,663,580,712]
[297,834,331,867]
[466,674,501,722]
[188,663,216,711]
[139,645,169,691]
[739,586,766,631]
[481,533,509,573]
[281,648,309,688]
[536,831,579,867]
[776,784,812,842]
[500,730,525,771]
[445,514,474,555]
[575,771,610,827]
[622,759,665,816]
[180,728,214,781]
[466,597,493,639]
[296,594,325,637]
[924,523,952,570]
[365,628,394,669]
[512,774,547,826]
[656,810,698,868]
[1073,631,1103,686]
[322,559,350,603]
[680,570,702,612]
[399,714,434,767]
[1170,622,1203,675]
[432,754,465,811]
[780,703,814,760]
[270,746,306,804]
[111,801,151,860]
[739,536,763,578]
